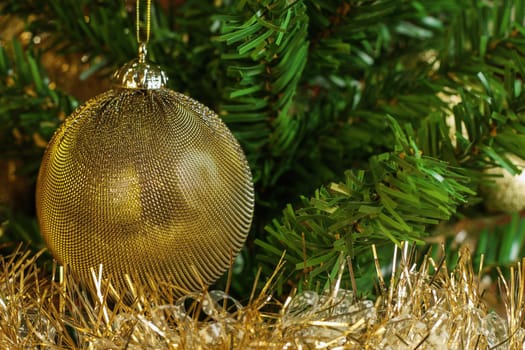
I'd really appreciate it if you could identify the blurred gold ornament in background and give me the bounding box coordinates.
[36,30,254,293]
[482,154,525,213]
[441,90,525,214]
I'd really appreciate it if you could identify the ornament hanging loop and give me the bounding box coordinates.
[112,0,166,89]
[136,0,152,62]
[136,0,152,46]
[138,42,147,63]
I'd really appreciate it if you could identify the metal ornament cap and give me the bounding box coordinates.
[112,43,167,90]
[36,48,255,295]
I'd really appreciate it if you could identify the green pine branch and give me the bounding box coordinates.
[255,0,525,294]
[2,1,134,69]
[340,0,525,176]
[430,212,525,279]
[256,117,474,294]
[2,0,221,104]
[0,38,76,251]
[0,38,76,161]
[216,0,309,189]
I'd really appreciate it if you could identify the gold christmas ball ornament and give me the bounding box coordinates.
[36,43,254,293]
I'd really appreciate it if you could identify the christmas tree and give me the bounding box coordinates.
[2,0,525,348]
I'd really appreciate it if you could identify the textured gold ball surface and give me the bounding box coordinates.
[36,87,254,293]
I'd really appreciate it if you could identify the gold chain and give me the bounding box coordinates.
[136,0,152,44]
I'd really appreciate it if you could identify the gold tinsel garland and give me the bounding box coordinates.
[0,245,524,349]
